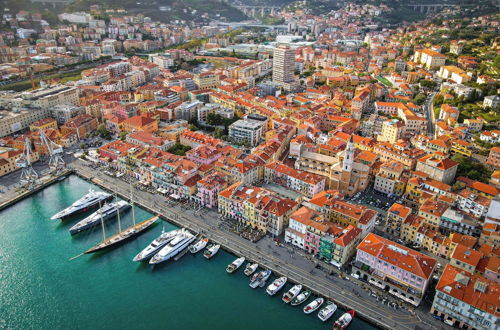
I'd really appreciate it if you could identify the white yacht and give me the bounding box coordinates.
[51,189,112,220]
[133,228,182,262]
[226,257,245,273]
[189,238,208,253]
[303,297,324,314]
[69,200,130,235]
[318,302,337,322]
[266,276,287,296]
[203,244,220,259]
[282,284,302,303]
[149,230,196,264]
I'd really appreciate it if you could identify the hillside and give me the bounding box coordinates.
[1,0,248,24]
[68,0,248,23]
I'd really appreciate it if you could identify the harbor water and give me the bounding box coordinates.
[1,175,378,330]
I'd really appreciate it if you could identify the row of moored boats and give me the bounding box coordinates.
[225,256,355,329]
[134,228,220,265]
[52,188,355,328]
[51,189,158,254]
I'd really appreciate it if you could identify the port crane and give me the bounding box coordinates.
[39,129,65,174]
[16,137,38,188]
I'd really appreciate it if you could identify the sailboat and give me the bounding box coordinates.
[84,191,158,254]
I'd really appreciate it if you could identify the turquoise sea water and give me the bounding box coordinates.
[0,175,378,330]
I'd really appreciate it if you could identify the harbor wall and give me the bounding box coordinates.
[0,169,74,212]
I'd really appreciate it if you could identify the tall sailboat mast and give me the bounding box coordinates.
[130,183,136,226]
[99,200,106,240]
[115,193,122,233]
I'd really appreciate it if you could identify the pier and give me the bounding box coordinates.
[0,168,73,211]
[69,160,431,330]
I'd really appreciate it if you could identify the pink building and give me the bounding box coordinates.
[186,145,222,165]
[354,233,436,306]
[196,171,228,209]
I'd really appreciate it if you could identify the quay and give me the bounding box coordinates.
[0,168,73,212]
[69,160,429,330]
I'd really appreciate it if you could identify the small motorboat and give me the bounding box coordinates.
[290,289,311,306]
[203,244,220,259]
[189,238,208,253]
[303,297,324,314]
[318,301,337,322]
[266,276,287,296]
[282,284,302,303]
[226,257,245,273]
[244,263,258,276]
[333,310,355,329]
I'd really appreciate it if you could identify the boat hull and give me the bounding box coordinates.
[52,195,113,220]
[133,229,182,262]
[84,216,158,254]
[149,234,196,264]
[69,204,130,235]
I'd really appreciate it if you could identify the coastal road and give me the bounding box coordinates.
[71,160,447,330]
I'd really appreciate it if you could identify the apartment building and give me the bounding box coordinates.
[374,160,406,196]
[353,233,437,306]
[218,182,299,236]
[228,119,263,147]
[431,264,498,329]
[264,162,325,198]
[385,203,412,236]
[413,49,446,69]
[416,154,459,185]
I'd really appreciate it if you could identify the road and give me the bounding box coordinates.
[424,92,437,138]
[70,159,448,330]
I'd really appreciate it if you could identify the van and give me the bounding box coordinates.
[351,273,360,279]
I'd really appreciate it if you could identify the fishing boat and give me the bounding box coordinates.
[282,284,302,303]
[189,238,208,253]
[69,200,130,235]
[303,297,324,314]
[290,289,311,306]
[243,263,258,276]
[258,270,272,288]
[149,229,196,264]
[226,257,245,273]
[333,310,355,329]
[318,302,337,322]
[266,276,287,296]
[203,244,220,259]
[133,228,182,262]
[249,270,271,289]
[51,189,112,220]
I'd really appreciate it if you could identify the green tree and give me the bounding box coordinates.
[120,131,128,141]
[96,124,111,140]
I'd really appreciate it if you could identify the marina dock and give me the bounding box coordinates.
[70,163,409,330]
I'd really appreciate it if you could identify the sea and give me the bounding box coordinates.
[0,175,378,330]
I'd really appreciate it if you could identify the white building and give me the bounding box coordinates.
[228,119,263,147]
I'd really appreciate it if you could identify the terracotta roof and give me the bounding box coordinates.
[357,233,436,279]
[436,264,499,317]
[334,225,362,247]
